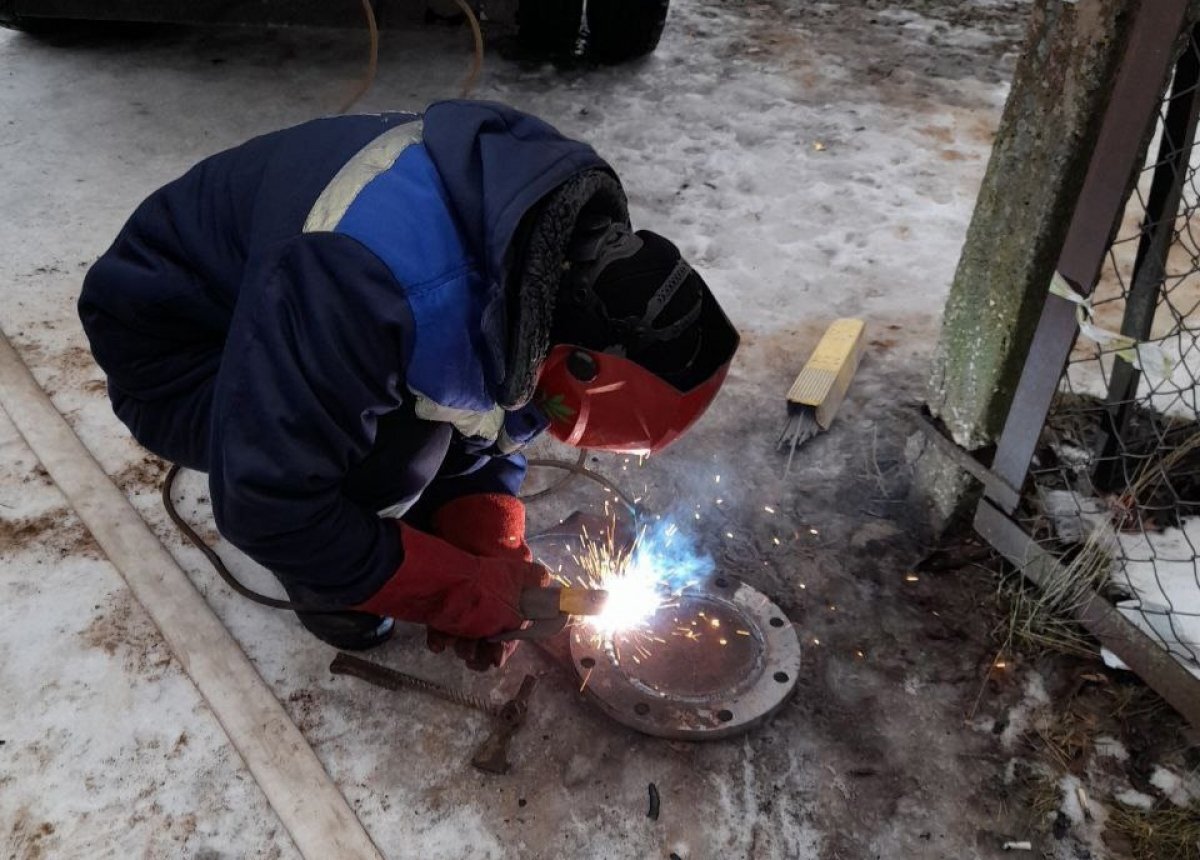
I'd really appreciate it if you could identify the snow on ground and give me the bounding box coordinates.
[998,672,1051,751]
[0,410,298,860]
[1110,518,1200,675]
[1149,765,1200,807]
[1,1,1030,856]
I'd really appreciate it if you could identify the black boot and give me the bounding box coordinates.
[293,609,396,651]
[283,582,396,651]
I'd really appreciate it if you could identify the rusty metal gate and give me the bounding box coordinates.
[972,1,1200,727]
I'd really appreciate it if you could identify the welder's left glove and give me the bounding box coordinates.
[432,493,532,562]
[426,493,533,670]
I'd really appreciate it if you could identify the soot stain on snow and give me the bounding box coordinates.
[32,343,105,398]
[79,590,174,680]
[0,510,102,561]
[113,455,170,495]
[733,0,1026,102]
[286,688,327,736]
[3,808,58,860]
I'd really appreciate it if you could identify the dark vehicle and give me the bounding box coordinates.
[0,0,671,63]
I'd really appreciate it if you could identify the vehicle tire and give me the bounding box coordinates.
[0,3,54,33]
[585,0,668,64]
[517,0,583,59]
[0,3,107,35]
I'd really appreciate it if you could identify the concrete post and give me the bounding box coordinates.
[917,0,1147,529]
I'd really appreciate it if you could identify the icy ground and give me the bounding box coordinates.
[0,2,1038,857]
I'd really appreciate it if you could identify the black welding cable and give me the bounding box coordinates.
[524,456,642,516]
[518,448,587,502]
[162,454,641,612]
[162,464,334,612]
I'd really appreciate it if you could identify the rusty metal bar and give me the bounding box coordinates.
[915,410,1014,501]
[329,652,500,716]
[987,0,1190,511]
[975,498,1200,728]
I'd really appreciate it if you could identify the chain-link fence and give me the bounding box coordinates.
[1021,26,1200,677]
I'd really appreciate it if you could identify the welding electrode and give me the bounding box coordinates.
[520,586,609,620]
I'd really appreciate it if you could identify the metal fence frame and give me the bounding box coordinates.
[968,0,1200,727]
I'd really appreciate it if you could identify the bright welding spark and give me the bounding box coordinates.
[578,517,714,639]
[764,506,776,514]
[589,567,663,635]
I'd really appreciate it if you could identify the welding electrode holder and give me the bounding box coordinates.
[491,586,609,641]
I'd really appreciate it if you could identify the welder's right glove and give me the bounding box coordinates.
[353,522,549,641]
[422,493,538,670]
[425,630,514,672]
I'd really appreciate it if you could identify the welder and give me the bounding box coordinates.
[78,100,738,669]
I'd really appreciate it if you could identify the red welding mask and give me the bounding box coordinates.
[537,344,733,453]
[535,226,739,455]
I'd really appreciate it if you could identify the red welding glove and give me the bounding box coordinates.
[354,522,548,641]
[425,494,535,669]
[433,493,533,562]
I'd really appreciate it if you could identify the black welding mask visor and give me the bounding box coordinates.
[537,228,739,454]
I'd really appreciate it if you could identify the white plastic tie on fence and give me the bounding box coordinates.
[1048,271,1176,382]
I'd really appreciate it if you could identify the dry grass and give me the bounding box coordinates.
[1121,429,1200,515]
[1106,802,1200,860]
[1003,430,1200,659]
[995,535,1112,660]
[1106,680,1169,722]
[1028,706,1098,775]
[1026,766,1064,827]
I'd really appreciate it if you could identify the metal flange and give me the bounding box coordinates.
[568,573,802,740]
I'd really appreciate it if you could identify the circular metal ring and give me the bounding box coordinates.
[568,573,802,740]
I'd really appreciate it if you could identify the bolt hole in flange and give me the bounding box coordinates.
[566,569,803,741]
